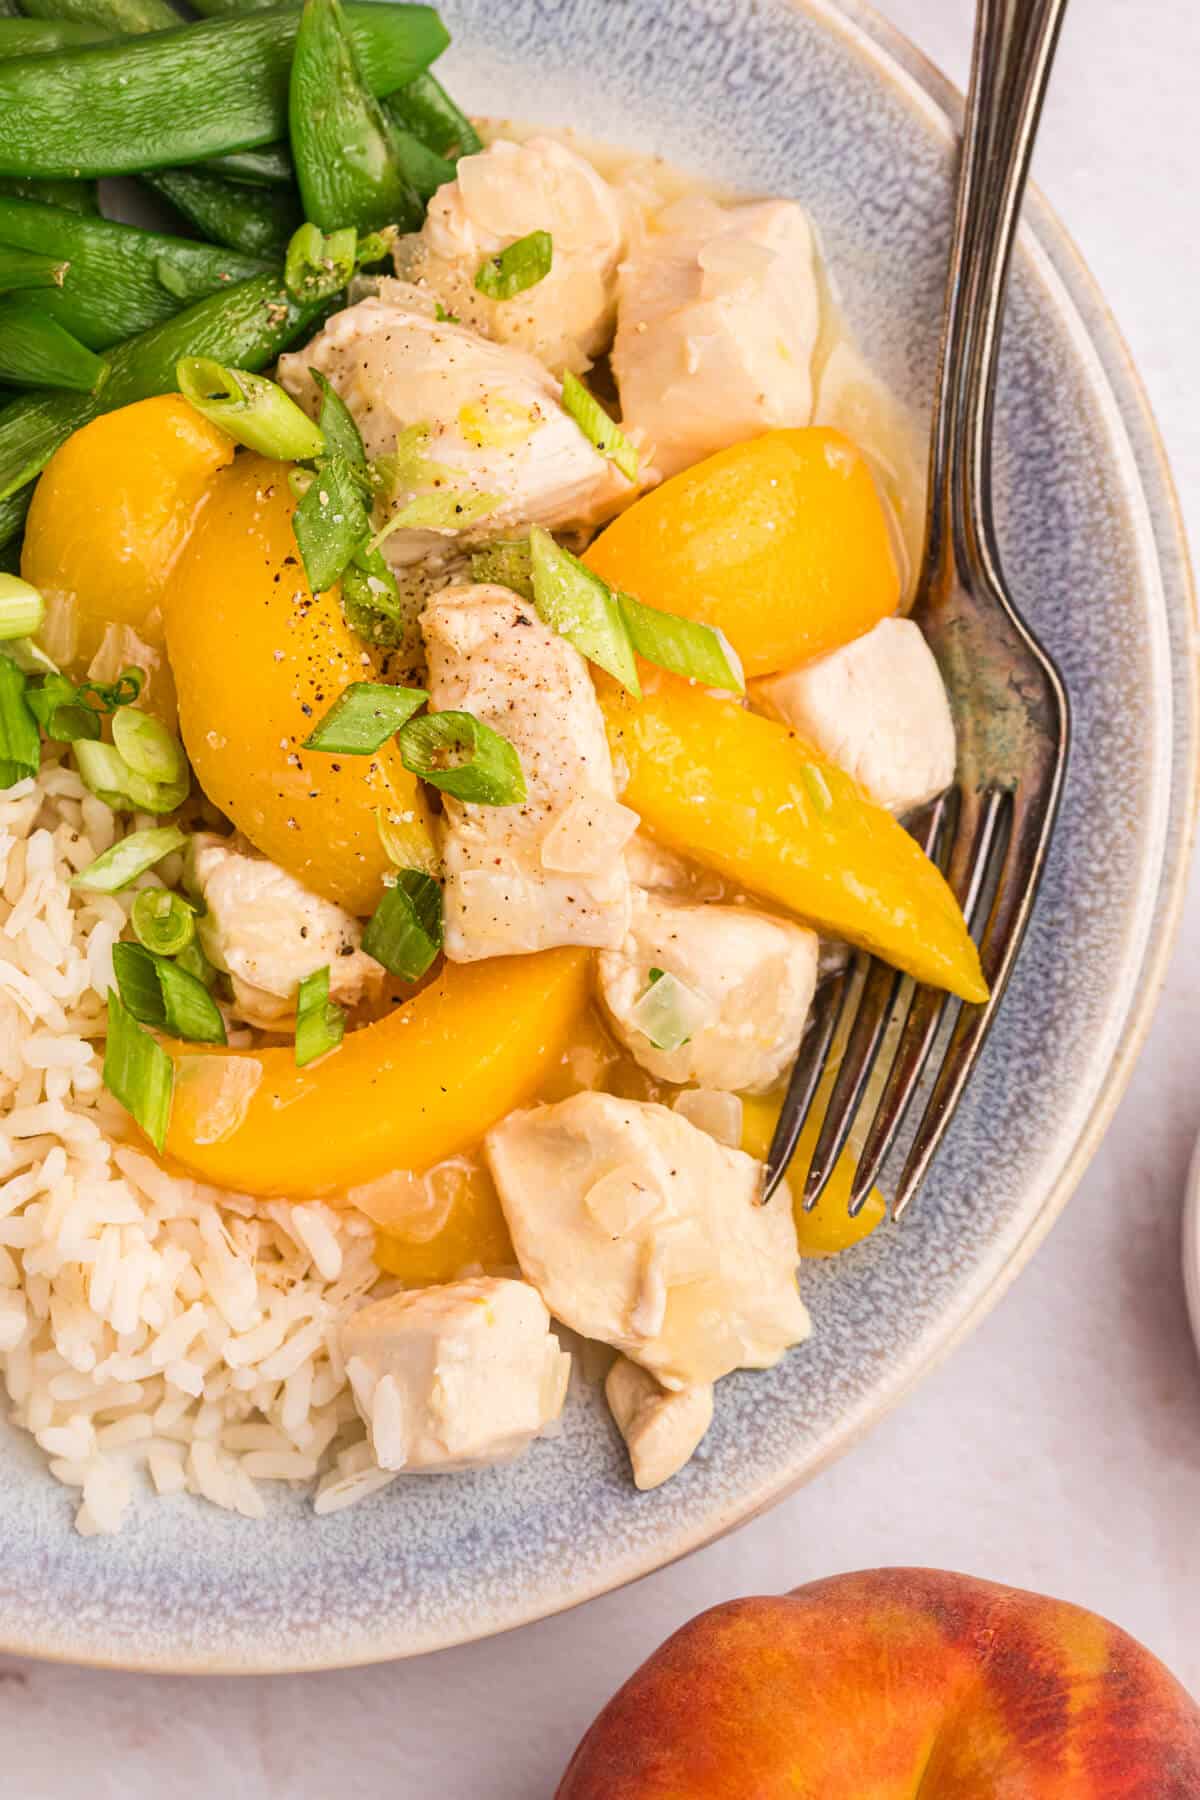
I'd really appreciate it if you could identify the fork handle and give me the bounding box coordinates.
[925,0,1071,591]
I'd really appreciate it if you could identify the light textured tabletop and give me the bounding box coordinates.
[3,4,1199,1795]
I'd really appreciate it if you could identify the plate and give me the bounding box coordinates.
[0,0,1194,1671]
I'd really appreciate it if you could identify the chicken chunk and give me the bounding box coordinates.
[422,583,633,959]
[398,136,627,376]
[342,1277,570,1474]
[485,1092,809,1390]
[605,1356,713,1490]
[189,834,381,1029]
[597,889,818,1092]
[753,617,956,815]
[279,291,633,570]
[612,195,819,479]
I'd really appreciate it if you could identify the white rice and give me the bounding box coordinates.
[0,758,393,1534]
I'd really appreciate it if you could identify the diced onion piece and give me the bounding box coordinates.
[474,229,553,300]
[362,869,443,980]
[131,887,196,957]
[177,357,325,462]
[104,989,173,1152]
[450,869,545,952]
[346,1165,455,1240]
[673,1088,744,1149]
[303,680,429,755]
[528,526,640,696]
[72,824,186,894]
[294,966,346,1068]
[617,590,745,694]
[172,1054,262,1147]
[539,793,639,875]
[628,969,716,1052]
[0,573,45,643]
[399,709,525,806]
[560,372,639,482]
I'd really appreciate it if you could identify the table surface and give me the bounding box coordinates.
[3,3,1199,1794]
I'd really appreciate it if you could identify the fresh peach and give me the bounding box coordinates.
[556,1569,1200,1799]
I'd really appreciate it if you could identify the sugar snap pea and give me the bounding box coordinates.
[0,270,324,502]
[385,71,480,159]
[17,0,177,32]
[203,143,294,187]
[143,169,300,261]
[0,15,107,52]
[0,198,268,347]
[0,301,106,391]
[0,5,450,180]
[0,177,97,214]
[0,245,68,294]
[290,0,422,234]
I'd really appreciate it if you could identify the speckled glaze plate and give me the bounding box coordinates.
[1,0,1195,1673]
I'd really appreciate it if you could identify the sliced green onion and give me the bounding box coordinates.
[0,572,44,641]
[72,824,186,894]
[131,887,196,958]
[433,301,459,324]
[283,222,357,304]
[113,940,226,1046]
[111,706,188,786]
[629,968,714,1052]
[303,680,428,754]
[80,669,143,714]
[375,804,439,875]
[617,591,745,694]
[355,227,399,268]
[104,988,174,1153]
[3,638,59,678]
[560,371,639,483]
[369,486,499,552]
[112,940,168,1026]
[362,869,442,980]
[177,357,325,461]
[0,652,40,790]
[292,453,370,593]
[26,672,100,743]
[176,937,219,991]
[74,738,188,816]
[399,710,525,806]
[474,229,553,301]
[294,965,346,1067]
[470,537,534,600]
[310,367,366,470]
[528,526,640,696]
[369,423,452,496]
[340,542,405,641]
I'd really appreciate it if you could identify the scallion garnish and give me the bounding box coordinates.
[82,669,144,713]
[176,937,218,991]
[283,222,358,305]
[104,987,174,1152]
[470,537,534,600]
[0,573,45,643]
[73,824,186,894]
[528,526,640,696]
[26,673,101,743]
[292,453,371,593]
[341,542,405,641]
[310,368,367,470]
[617,591,745,694]
[294,965,346,1067]
[112,940,226,1046]
[303,680,429,755]
[0,653,40,791]
[629,968,713,1053]
[369,423,452,496]
[362,870,442,980]
[177,357,325,462]
[73,738,189,817]
[560,372,639,483]
[376,805,440,875]
[474,230,553,301]
[399,710,525,807]
[131,886,196,958]
[369,486,499,552]
[111,706,189,787]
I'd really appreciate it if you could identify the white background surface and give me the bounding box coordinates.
[3,3,1200,1794]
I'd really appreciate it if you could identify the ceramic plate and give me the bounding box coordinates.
[0,0,1194,1671]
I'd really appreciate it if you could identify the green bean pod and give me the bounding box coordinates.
[0,177,97,213]
[0,15,107,52]
[0,300,106,391]
[378,108,455,201]
[0,244,69,293]
[0,5,451,179]
[17,0,177,31]
[0,270,325,502]
[385,70,480,159]
[143,168,300,261]
[0,197,269,347]
[290,0,422,234]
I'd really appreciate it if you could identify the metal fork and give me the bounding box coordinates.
[764,0,1071,1219]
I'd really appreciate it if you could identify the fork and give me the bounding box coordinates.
[764,0,1071,1219]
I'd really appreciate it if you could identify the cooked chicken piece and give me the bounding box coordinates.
[605,1356,713,1490]
[421,583,633,959]
[612,195,819,479]
[485,1092,809,1390]
[597,889,817,1092]
[397,136,627,376]
[279,292,633,570]
[342,1277,570,1474]
[753,617,956,815]
[189,834,382,1029]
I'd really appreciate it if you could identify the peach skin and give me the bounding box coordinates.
[556,1568,1200,1799]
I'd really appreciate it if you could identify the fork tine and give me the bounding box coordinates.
[761,968,847,1203]
[892,785,1049,1218]
[801,954,905,1210]
[844,786,1009,1214]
